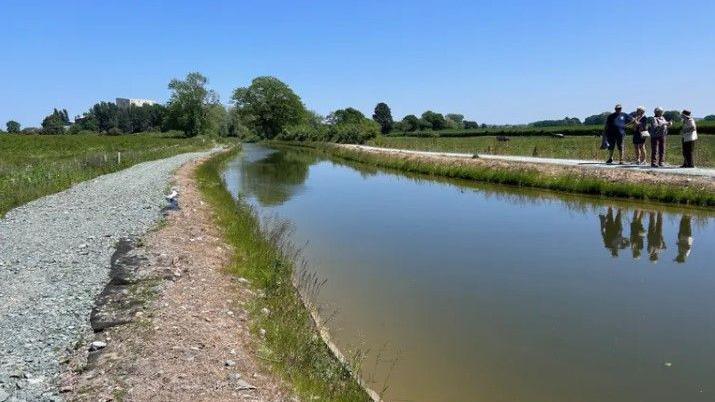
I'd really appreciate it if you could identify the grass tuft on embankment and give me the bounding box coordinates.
[0,133,227,216]
[311,144,715,207]
[195,148,371,401]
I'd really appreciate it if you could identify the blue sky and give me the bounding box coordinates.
[1,0,714,127]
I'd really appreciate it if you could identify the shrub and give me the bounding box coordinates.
[329,120,379,144]
[106,127,123,136]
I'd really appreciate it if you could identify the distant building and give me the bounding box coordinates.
[115,98,157,108]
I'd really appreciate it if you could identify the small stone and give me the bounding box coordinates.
[90,341,107,351]
[224,360,237,367]
[259,328,266,337]
[236,277,250,284]
[260,307,270,316]
[664,362,673,367]
[236,379,256,391]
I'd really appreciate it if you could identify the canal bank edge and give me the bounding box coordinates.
[195,148,380,401]
[282,142,715,207]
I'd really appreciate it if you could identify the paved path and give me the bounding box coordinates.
[344,145,715,179]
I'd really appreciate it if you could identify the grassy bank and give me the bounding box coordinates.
[304,143,715,207]
[370,135,715,167]
[195,149,372,401]
[0,133,225,216]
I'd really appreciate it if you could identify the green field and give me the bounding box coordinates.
[370,135,715,167]
[0,133,223,216]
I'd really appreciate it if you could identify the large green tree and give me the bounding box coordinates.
[166,72,218,137]
[41,108,70,134]
[372,102,394,134]
[663,110,682,123]
[421,111,446,130]
[401,114,420,132]
[6,120,21,133]
[231,76,305,139]
[327,107,365,125]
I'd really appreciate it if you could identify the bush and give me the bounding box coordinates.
[329,120,379,144]
[106,127,123,136]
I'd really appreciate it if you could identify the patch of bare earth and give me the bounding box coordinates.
[62,157,293,401]
[342,145,715,192]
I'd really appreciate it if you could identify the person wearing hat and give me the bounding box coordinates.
[604,104,633,164]
[680,109,698,168]
[631,106,648,165]
[650,107,672,167]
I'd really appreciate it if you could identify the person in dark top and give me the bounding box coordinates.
[675,215,693,263]
[647,212,666,262]
[630,209,645,259]
[604,104,634,164]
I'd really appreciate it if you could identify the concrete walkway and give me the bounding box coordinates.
[344,145,715,179]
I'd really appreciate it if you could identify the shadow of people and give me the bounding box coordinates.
[600,207,629,257]
[629,210,646,259]
[647,212,666,262]
[675,215,694,263]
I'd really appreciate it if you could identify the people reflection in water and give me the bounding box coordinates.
[629,210,646,259]
[599,207,629,257]
[647,212,666,262]
[675,215,693,263]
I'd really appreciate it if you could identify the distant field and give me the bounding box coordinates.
[369,135,715,167]
[0,133,226,216]
[387,120,715,138]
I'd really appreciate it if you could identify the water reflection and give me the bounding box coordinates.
[599,208,696,263]
[676,215,693,263]
[238,148,318,206]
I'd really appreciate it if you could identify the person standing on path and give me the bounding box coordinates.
[680,109,698,168]
[650,107,672,167]
[604,104,633,164]
[631,106,648,165]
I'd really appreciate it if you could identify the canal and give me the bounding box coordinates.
[223,144,715,402]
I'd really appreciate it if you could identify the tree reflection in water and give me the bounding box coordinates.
[239,149,319,206]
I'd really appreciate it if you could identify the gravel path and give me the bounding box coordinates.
[0,149,218,401]
[345,145,715,178]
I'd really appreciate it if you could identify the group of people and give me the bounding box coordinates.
[599,207,693,263]
[603,104,699,168]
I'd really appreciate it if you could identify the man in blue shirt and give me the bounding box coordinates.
[604,104,633,164]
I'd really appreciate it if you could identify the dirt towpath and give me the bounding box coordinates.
[345,145,715,179]
[62,156,292,401]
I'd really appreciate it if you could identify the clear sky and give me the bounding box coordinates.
[2,0,714,127]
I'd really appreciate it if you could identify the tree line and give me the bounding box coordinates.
[4,72,715,141]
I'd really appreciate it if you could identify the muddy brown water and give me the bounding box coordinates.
[222,144,715,402]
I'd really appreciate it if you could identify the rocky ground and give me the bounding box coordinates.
[61,157,291,401]
[0,150,217,401]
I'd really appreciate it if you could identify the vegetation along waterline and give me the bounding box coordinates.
[195,148,374,401]
[283,142,715,207]
[369,135,715,168]
[0,132,228,216]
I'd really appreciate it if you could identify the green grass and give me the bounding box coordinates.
[195,149,372,401]
[388,120,715,138]
[370,134,715,167]
[0,132,226,216]
[307,143,715,207]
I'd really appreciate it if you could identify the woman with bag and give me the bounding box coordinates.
[650,107,671,167]
[680,109,698,168]
[631,106,649,165]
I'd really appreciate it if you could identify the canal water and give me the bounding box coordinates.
[223,144,715,402]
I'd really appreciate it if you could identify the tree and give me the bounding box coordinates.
[463,120,479,129]
[401,115,420,132]
[372,102,394,134]
[584,112,610,126]
[6,120,21,133]
[445,113,464,129]
[41,108,70,134]
[90,102,119,132]
[166,72,218,137]
[702,115,715,121]
[421,111,446,130]
[327,107,365,125]
[663,110,682,123]
[231,76,305,139]
[530,117,582,127]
